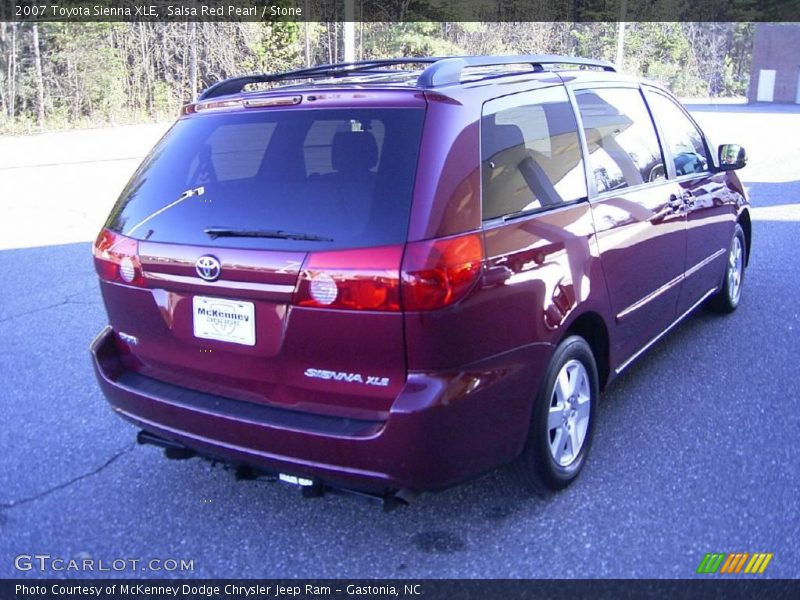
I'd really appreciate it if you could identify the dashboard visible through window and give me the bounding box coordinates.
[646,90,710,177]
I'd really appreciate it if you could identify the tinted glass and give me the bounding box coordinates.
[481,86,587,220]
[106,108,425,251]
[576,88,666,194]
[646,91,709,176]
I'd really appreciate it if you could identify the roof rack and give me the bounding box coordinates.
[198,55,616,100]
[198,58,442,100]
[416,55,616,88]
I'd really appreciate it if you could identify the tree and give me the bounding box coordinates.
[31,23,44,127]
[0,20,756,134]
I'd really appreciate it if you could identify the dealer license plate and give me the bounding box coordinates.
[192,296,255,346]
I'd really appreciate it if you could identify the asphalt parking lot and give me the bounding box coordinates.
[0,103,798,579]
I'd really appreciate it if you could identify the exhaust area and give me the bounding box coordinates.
[134,429,415,509]
[136,430,196,460]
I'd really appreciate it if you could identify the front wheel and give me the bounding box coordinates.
[708,223,746,314]
[514,336,599,493]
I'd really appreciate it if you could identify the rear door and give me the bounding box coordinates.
[573,85,687,365]
[479,85,597,351]
[100,102,425,418]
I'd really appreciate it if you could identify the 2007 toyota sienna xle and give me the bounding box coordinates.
[90,55,751,503]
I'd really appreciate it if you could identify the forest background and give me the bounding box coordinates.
[0,19,753,134]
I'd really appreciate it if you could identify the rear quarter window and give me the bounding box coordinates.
[481,86,587,220]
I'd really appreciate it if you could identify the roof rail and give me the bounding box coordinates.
[416,55,616,88]
[198,58,443,100]
[197,55,615,100]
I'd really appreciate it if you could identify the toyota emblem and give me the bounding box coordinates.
[195,255,221,282]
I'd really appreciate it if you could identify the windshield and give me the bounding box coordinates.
[106,107,426,251]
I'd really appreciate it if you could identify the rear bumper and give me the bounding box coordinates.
[91,326,551,494]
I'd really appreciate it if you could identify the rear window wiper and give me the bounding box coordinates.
[204,227,334,242]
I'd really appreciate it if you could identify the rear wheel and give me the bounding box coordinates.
[708,223,746,314]
[515,335,599,493]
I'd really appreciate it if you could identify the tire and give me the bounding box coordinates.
[708,223,746,314]
[514,335,599,494]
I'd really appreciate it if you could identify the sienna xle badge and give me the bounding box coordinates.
[91,55,751,505]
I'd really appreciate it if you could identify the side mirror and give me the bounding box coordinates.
[718,144,747,171]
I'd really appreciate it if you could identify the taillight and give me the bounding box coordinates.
[92,228,146,287]
[401,232,484,311]
[292,232,484,312]
[294,245,403,311]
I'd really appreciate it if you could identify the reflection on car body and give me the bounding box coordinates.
[90,55,752,503]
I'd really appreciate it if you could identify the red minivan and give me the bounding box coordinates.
[90,55,751,503]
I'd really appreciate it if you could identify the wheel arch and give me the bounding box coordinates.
[562,311,610,391]
[738,208,752,266]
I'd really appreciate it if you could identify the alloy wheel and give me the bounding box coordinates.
[728,235,744,304]
[547,359,592,467]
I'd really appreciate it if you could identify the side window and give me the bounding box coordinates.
[646,91,709,176]
[575,88,666,194]
[481,86,587,220]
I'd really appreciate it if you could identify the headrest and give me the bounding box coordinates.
[483,123,526,160]
[331,131,378,173]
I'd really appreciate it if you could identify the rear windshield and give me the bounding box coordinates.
[106,108,425,250]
